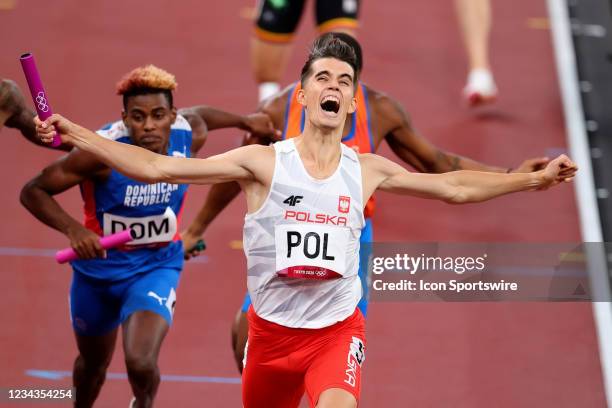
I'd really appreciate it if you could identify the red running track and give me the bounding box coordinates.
[0,0,605,406]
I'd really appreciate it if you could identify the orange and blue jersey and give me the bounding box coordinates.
[282,81,376,218]
[71,115,192,281]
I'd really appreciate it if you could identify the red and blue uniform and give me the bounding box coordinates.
[69,116,191,336]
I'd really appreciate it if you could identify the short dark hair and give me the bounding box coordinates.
[320,32,363,74]
[300,34,359,88]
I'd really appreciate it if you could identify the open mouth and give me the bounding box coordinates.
[320,95,340,114]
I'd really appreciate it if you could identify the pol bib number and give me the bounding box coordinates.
[275,223,348,279]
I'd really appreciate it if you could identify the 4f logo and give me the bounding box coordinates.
[283,195,303,206]
[338,196,350,213]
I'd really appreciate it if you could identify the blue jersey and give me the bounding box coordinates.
[71,115,192,281]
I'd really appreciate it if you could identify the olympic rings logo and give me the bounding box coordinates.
[315,270,327,277]
[35,91,49,113]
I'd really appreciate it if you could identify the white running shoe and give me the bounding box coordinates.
[258,82,280,102]
[463,69,498,107]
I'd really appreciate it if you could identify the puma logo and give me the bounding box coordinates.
[147,291,167,305]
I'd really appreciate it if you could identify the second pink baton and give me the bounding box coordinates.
[55,229,135,264]
[19,52,61,147]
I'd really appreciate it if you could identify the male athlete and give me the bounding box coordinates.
[181,32,549,372]
[35,37,576,407]
[14,65,277,408]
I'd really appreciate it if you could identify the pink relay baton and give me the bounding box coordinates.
[19,52,61,147]
[55,229,135,264]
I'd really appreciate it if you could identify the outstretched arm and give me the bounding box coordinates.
[373,92,548,173]
[36,114,265,185]
[181,94,288,256]
[362,153,576,204]
[181,133,271,257]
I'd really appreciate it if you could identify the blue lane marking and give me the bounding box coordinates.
[0,247,209,263]
[25,370,66,380]
[26,369,240,384]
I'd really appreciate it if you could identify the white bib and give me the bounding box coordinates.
[103,207,177,245]
[275,223,349,279]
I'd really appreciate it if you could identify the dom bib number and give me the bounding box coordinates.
[103,207,177,246]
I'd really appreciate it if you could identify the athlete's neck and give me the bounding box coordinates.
[295,124,342,178]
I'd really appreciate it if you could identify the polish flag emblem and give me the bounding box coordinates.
[338,196,350,213]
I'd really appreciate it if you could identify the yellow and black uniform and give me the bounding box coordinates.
[255,0,360,43]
